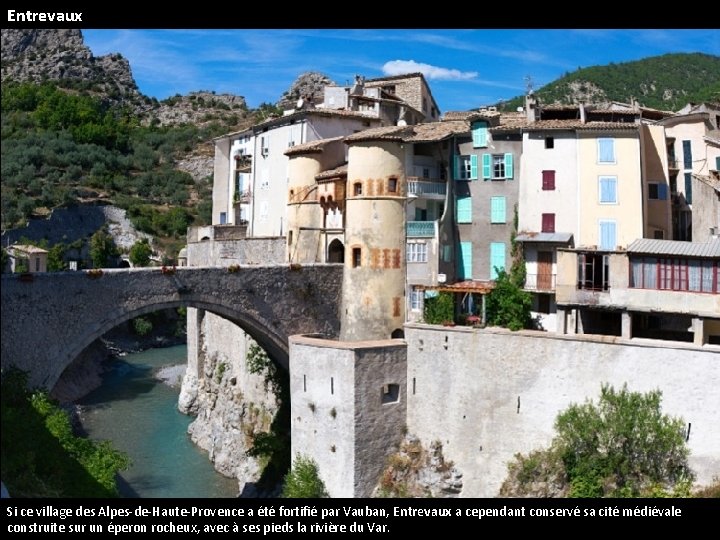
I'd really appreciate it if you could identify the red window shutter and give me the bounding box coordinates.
[542,170,555,190]
[541,213,555,233]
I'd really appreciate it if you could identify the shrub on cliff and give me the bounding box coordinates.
[282,455,328,498]
[500,384,694,498]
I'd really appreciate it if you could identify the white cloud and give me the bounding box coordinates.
[382,60,477,81]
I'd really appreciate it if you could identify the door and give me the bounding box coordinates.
[537,251,553,290]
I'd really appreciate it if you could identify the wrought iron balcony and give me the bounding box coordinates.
[406,221,436,237]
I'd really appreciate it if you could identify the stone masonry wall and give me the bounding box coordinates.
[404,324,720,497]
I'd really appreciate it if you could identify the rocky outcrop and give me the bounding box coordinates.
[1,29,145,111]
[277,71,335,110]
[178,314,280,494]
[152,91,249,128]
[375,436,463,497]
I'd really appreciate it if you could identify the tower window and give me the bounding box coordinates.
[354,182,362,196]
[388,177,398,193]
[352,247,361,268]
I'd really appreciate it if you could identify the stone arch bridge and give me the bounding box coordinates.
[1,265,342,390]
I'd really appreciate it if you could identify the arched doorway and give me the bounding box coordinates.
[327,239,344,263]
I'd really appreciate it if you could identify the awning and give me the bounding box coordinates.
[515,232,573,244]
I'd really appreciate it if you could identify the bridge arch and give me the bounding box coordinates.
[1,265,342,390]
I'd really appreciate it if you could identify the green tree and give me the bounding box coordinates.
[282,455,328,498]
[423,292,455,324]
[47,242,67,272]
[485,269,532,331]
[89,227,118,268]
[501,384,694,498]
[129,238,152,267]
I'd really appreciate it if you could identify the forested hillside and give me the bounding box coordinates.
[499,53,720,111]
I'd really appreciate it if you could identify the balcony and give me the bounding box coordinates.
[407,177,447,199]
[234,189,252,204]
[406,221,436,237]
[667,158,679,170]
[524,273,556,291]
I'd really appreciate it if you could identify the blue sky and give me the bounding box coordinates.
[83,29,720,112]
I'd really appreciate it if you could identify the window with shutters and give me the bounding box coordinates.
[598,138,615,163]
[682,140,692,169]
[541,213,555,233]
[455,155,477,180]
[456,196,472,223]
[648,182,668,200]
[490,196,506,223]
[490,242,505,279]
[472,121,488,148]
[598,220,617,250]
[493,155,505,179]
[598,176,617,204]
[483,153,513,180]
[542,170,555,190]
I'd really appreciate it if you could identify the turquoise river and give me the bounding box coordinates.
[78,345,238,498]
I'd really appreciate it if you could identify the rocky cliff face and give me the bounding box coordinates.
[178,313,280,495]
[1,29,145,110]
[277,71,335,109]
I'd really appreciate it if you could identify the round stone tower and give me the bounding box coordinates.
[286,137,344,263]
[340,137,407,341]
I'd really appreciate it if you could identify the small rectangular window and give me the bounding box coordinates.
[542,170,555,190]
[219,212,227,225]
[354,182,362,196]
[545,137,554,149]
[541,213,555,233]
[381,383,400,404]
[492,155,506,179]
[352,247,361,268]
[388,177,398,193]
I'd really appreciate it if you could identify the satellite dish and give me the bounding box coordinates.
[297,98,304,109]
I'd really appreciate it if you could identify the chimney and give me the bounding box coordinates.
[579,102,586,124]
[525,92,538,123]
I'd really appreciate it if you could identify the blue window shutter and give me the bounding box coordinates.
[682,140,692,169]
[684,173,692,204]
[599,221,617,250]
[472,121,488,148]
[470,154,478,180]
[456,196,472,223]
[598,138,615,163]
[658,183,668,200]
[459,242,472,278]
[490,196,506,223]
[453,155,459,180]
[490,242,506,279]
[504,153,513,179]
[482,154,491,180]
[716,156,720,170]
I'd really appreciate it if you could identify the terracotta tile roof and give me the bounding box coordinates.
[285,136,344,156]
[704,129,720,145]
[315,163,348,181]
[345,120,469,143]
[254,108,380,129]
[694,172,720,193]
[442,110,501,122]
[422,280,495,294]
[523,120,639,131]
[10,244,48,254]
[365,72,424,83]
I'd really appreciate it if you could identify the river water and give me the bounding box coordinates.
[78,345,239,498]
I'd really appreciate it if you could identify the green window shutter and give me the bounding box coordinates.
[684,173,692,204]
[490,242,506,280]
[472,121,488,148]
[504,153,513,179]
[490,196,506,223]
[482,154,491,180]
[453,155,459,180]
[456,196,472,223]
[470,154,478,180]
[459,242,472,279]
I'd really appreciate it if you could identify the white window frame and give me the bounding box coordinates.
[410,287,423,311]
[492,154,506,179]
[459,156,472,180]
[406,241,428,263]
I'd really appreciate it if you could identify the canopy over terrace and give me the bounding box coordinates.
[418,280,495,324]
